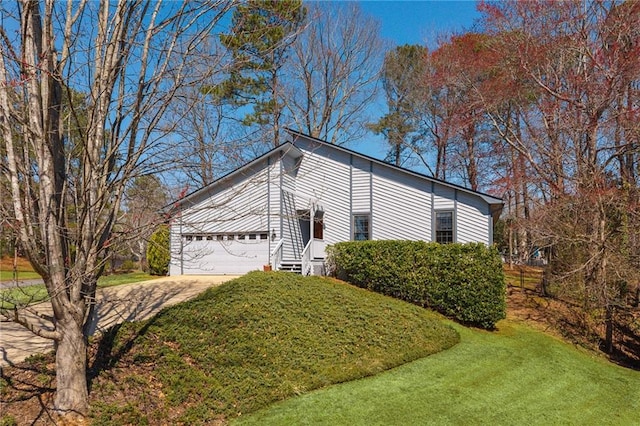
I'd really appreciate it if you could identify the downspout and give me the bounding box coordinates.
[179,208,184,275]
[431,182,435,242]
[369,160,373,238]
[279,151,284,256]
[454,189,458,243]
[349,154,353,239]
[267,155,271,266]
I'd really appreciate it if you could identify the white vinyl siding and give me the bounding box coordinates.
[279,154,300,260]
[170,135,499,275]
[293,142,352,244]
[456,190,491,245]
[433,184,456,210]
[169,157,277,275]
[281,190,304,260]
[177,164,271,235]
[351,157,370,212]
[268,155,281,255]
[371,163,431,241]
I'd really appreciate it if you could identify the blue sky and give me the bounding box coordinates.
[359,0,482,47]
[348,1,482,166]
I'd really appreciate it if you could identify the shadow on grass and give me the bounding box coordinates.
[0,353,57,425]
[85,281,208,387]
[508,285,640,371]
[0,279,215,424]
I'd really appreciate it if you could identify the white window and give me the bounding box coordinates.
[353,214,371,241]
[435,211,454,244]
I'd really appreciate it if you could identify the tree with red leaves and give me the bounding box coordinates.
[479,0,640,353]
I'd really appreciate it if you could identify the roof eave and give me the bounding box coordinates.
[284,128,504,206]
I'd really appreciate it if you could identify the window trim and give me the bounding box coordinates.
[352,213,371,241]
[435,210,455,244]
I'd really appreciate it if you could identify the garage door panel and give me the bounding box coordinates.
[181,239,269,274]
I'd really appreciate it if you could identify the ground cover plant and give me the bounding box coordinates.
[0,272,459,425]
[237,319,640,426]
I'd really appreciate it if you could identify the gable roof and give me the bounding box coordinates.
[166,129,504,217]
[284,128,504,208]
[165,141,302,213]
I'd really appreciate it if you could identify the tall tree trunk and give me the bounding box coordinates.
[463,124,478,191]
[604,304,614,355]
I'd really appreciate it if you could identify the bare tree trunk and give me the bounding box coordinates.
[604,304,614,354]
[464,128,478,191]
[54,318,88,418]
[0,1,233,420]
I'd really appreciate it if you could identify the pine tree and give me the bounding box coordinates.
[210,0,306,147]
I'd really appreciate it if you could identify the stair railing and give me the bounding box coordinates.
[271,239,284,271]
[301,239,313,276]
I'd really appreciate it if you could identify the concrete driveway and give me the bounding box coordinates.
[0,275,239,367]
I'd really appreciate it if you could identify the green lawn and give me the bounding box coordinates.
[0,272,155,309]
[237,319,640,426]
[96,272,156,288]
[0,269,41,281]
[89,272,459,425]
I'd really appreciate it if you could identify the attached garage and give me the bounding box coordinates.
[177,233,270,275]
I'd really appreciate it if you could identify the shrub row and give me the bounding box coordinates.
[326,241,506,329]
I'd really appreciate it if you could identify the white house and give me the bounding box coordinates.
[167,129,503,276]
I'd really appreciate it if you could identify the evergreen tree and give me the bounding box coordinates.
[211,0,306,147]
[147,225,170,276]
[368,45,429,166]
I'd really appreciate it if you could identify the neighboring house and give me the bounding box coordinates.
[167,129,503,276]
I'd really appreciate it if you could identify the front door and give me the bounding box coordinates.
[313,210,324,240]
[297,209,311,249]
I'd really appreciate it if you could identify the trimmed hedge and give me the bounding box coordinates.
[326,241,506,329]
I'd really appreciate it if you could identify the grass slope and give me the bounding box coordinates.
[90,272,459,425]
[238,320,640,426]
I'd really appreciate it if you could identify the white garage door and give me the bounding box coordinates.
[180,234,269,274]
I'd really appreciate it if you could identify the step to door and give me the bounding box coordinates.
[279,261,302,274]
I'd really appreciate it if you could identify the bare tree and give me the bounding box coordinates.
[0,0,232,420]
[480,0,640,352]
[284,2,386,145]
[161,36,256,187]
[120,175,169,272]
